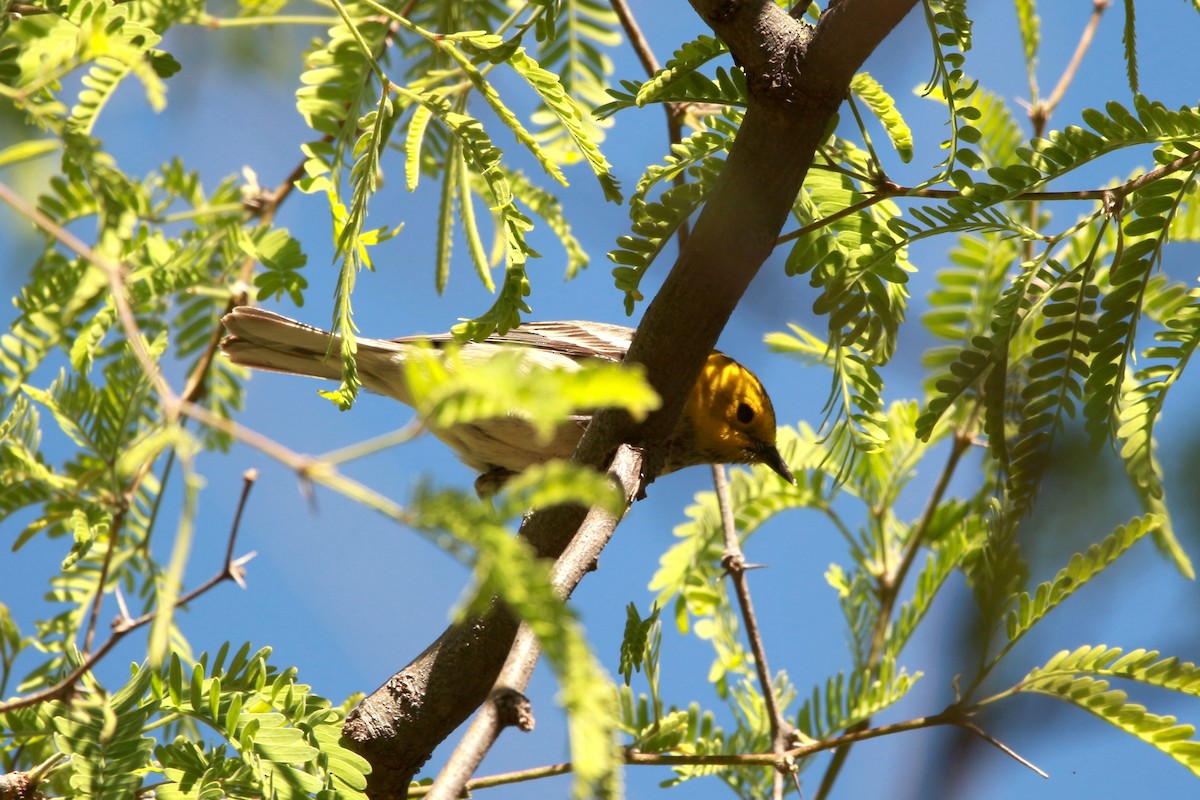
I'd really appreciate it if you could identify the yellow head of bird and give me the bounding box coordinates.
[682,353,795,483]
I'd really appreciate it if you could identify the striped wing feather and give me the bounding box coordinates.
[220,308,628,472]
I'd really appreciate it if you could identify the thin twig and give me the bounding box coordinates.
[178,144,318,406]
[776,145,1200,248]
[4,3,54,15]
[81,506,126,656]
[957,720,1049,778]
[778,189,894,246]
[413,445,642,800]
[610,0,659,77]
[0,178,192,657]
[224,469,258,584]
[317,420,425,466]
[0,181,174,407]
[869,429,973,662]
[182,0,399,406]
[175,398,420,529]
[1023,0,1109,262]
[609,0,691,247]
[0,476,257,714]
[424,625,541,800]
[83,450,164,651]
[712,465,798,799]
[407,760,572,797]
[411,703,1040,796]
[816,421,977,800]
[1036,0,1110,130]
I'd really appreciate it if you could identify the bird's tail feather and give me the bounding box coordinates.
[220,307,348,381]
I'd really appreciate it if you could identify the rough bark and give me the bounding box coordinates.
[343,2,920,796]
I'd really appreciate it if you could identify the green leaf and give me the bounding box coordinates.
[1122,0,1139,95]
[796,659,922,740]
[506,47,621,202]
[402,346,660,444]
[851,72,913,162]
[1013,0,1039,86]
[494,460,626,519]
[999,515,1160,661]
[0,138,58,167]
[619,603,661,685]
[609,111,737,313]
[767,324,891,474]
[413,486,621,798]
[1021,669,1200,777]
[242,227,310,307]
[51,666,155,798]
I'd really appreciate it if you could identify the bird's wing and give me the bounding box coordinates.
[393,320,635,362]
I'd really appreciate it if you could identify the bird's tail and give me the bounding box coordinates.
[221,307,353,382]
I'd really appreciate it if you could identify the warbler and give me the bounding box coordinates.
[220,307,794,487]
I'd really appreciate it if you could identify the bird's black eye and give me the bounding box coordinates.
[736,402,755,425]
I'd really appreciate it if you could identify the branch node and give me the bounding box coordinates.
[706,1,740,24]
[227,551,257,589]
[492,688,535,733]
[0,770,35,800]
[774,752,798,775]
[1101,189,1123,219]
[721,551,746,574]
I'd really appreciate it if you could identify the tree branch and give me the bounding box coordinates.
[777,144,1200,248]
[611,0,918,462]
[1034,0,1110,131]
[404,703,1045,794]
[422,630,540,800]
[816,421,976,800]
[342,447,643,799]
[341,3,919,796]
[609,0,691,245]
[712,465,799,799]
[0,471,257,715]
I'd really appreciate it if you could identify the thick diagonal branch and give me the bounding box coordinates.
[343,3,919,797]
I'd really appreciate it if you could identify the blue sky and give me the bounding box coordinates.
[4,2,1200,798]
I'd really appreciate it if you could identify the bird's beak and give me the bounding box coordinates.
[759,443,796,485]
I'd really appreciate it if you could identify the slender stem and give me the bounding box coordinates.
[176,398,421,528]
[0,476,257,714]
[0,181,175,407]
[225,470,257,577]
[5,3,54,14]
[609,0,691,246]
[1025,1,1107,262]
[418,446,642,800]
[777,146,1200,248]
[192,14,338,26]
[812,734,850,800]
[1036,0,1110,128]
[816,421,977,800]
[957,720,1048,778]
[0,180,194,661]
[869,429,973,663]
[711,465,797,799]
[407,761,572,797]
[407,704,1042,795]
[610,0,659,77]
[139,447,177,558]
[82,506,126,656]
[424,627,541,800]
[4,165,413,524]
[777,186,888,246]
[317,421,425,465]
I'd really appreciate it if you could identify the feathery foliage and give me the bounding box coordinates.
[4,2,1200,799]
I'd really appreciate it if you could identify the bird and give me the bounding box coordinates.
[220,306,795,489]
